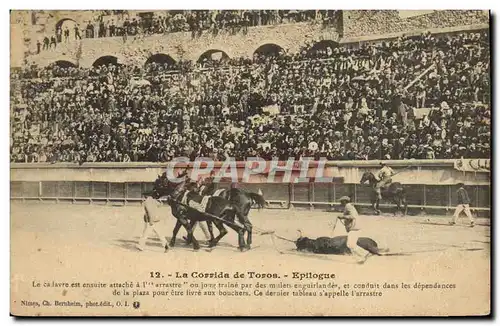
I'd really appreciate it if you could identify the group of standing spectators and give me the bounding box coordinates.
[12,30,490,163]
[35,10,334,55]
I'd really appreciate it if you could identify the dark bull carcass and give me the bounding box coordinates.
[295,236,382,256]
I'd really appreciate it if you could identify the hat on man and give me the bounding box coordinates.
[457,182,465,187]
[339,196,351,203]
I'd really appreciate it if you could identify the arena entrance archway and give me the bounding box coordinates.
[253,43,284,57]
[92,55,119,67]
[144,53,176,67]
[55,18,79,35]
[197,50,229,63]
[55,18,78,31]
[55,18,79,42]
[53,60,77,68]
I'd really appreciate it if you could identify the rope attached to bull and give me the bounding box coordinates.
[252,225,295,242]
[252,225,300,254]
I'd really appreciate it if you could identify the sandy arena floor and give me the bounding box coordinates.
[10,202,491,316]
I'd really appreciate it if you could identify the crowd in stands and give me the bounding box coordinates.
[11,30,490,163]
[344,10,488,39]
[36,10,333,54]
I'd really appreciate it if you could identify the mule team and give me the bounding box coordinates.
[138,163,474,263]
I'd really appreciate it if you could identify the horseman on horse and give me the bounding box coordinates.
[360,163,407,216]
[375,162,396,200]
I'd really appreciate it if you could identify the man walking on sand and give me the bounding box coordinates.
[137,193,168,251]
[450,183,475,227]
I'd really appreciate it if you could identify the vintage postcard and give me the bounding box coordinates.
[10,9,491,316]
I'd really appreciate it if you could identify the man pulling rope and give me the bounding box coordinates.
[336,196,371,264]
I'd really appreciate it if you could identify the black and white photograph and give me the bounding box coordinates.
[9,8,491,316]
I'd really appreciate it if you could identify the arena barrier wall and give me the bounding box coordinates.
[10,160,490,214]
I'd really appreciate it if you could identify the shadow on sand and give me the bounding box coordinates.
[415,221,490,227]
[114,237,238,253]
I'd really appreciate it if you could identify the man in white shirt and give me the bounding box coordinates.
[337,196,370,264]
[137,195,168,251]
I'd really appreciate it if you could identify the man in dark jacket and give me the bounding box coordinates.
[450,183,475,227]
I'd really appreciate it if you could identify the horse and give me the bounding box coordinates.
[359,171,408,216]
[154,171,217,242]
[197,180,266,248]
[151,173,249,251]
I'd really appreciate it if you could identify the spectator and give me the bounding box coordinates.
[74,25,81,39]
[43,36,49,50]
[50,36,57,49]
[64,27,70,42]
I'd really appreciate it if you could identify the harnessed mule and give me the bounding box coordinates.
[198,181,266,248]
[152,174,249,251]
